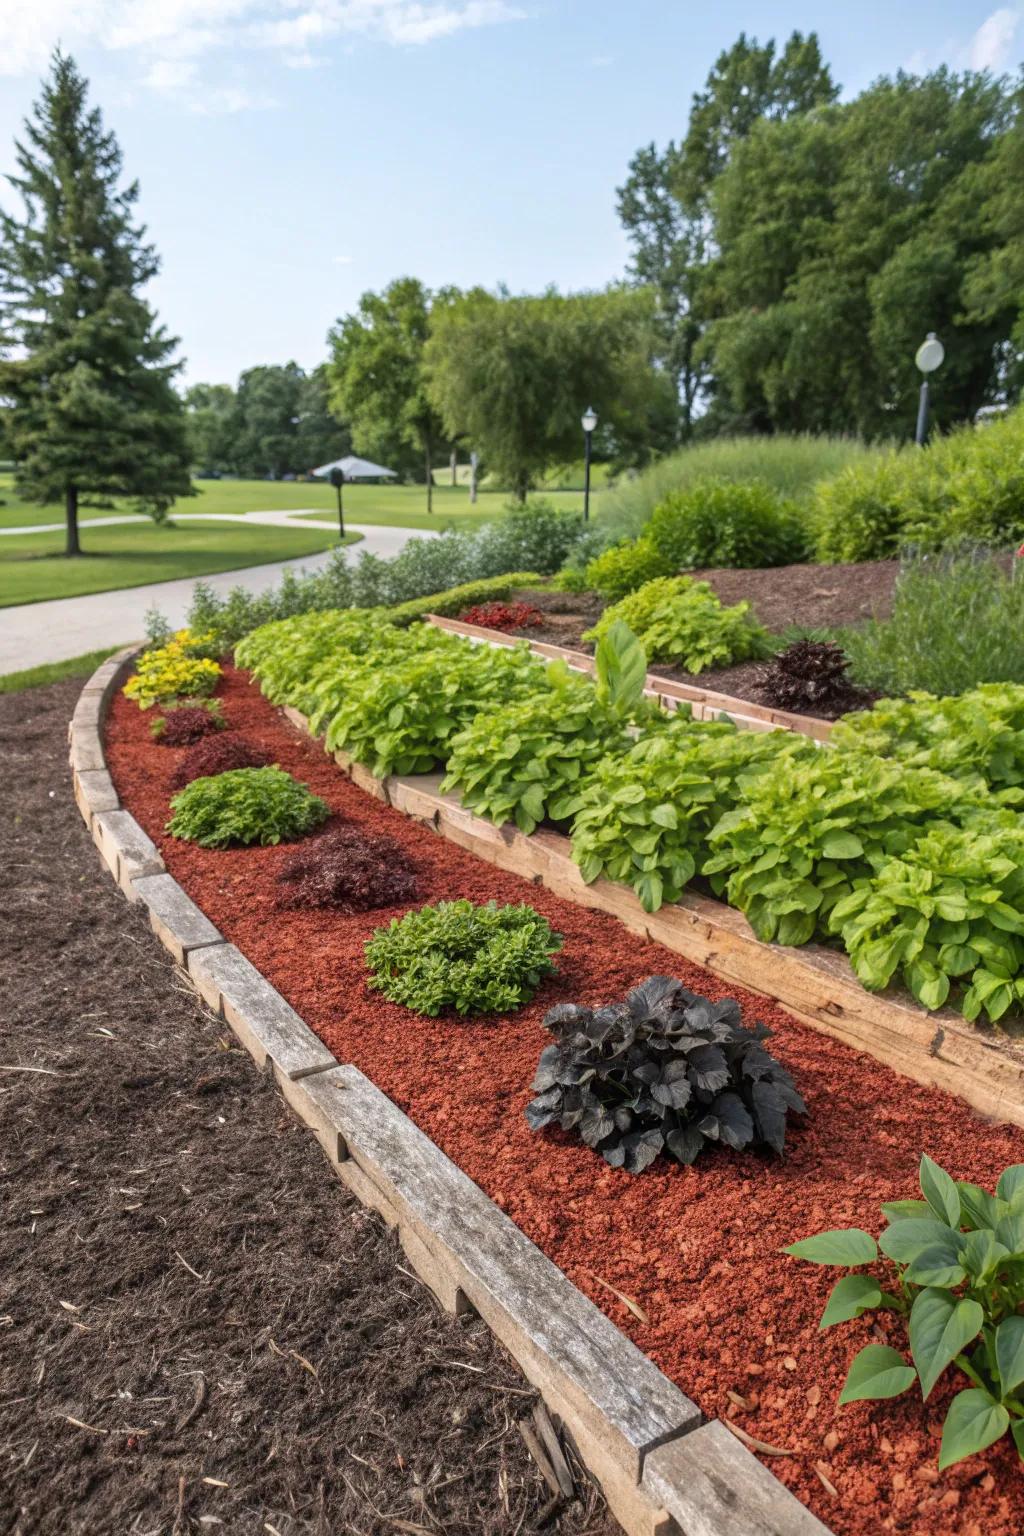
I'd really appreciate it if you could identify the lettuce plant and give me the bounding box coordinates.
[833,684,1024,791]
[786,1155,1024,1471]
[829,817,1024,1020]
[365,900,562,1016]
[167,766,329,848]
[440,622,656,835]
[703,751,982,946]
[584,576,769,675]
[526,975,805,1173]
[570,720,814,913]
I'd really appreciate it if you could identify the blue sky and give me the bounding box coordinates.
[1,1,1019,386]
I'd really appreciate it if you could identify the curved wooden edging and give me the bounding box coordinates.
[425,613,834,742]
[69,653,830,1536]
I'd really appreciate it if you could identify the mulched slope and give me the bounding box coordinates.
[0,677,617,1536]
[106,666,1024,1536]
[506,562,899,714]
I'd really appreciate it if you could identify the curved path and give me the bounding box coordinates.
[0,514,434,671]
[0,507,348,536]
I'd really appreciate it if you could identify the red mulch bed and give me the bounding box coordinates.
[105,668,1024,1536]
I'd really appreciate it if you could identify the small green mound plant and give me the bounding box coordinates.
[167,766,329,848]
[584,576,769,675]
[365,899,563,1017]
[584,537,670,601]
[786,1154,1024,1471]
[647,478,807,572]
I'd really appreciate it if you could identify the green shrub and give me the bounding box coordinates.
[584,576,769,674]
[322,640,547,776]
[829,816,1024,1021]
[387,572,543,626]
[235,608,401,707]
[365,899,563,1016]
[570,720,815,912]
[584,536,670,600]
[786,1154,1024,1471]
[832,683,1024,791]
[440,622,657,835]
[526,976,806,1172]
[167,766,329,848]
[648,478,808,571]
[840,548,1024,696]
[597,433,886,542]
[703,751,984,946]
[811,453,915,563]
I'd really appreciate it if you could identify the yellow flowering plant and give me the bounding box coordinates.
[123,632,222,709]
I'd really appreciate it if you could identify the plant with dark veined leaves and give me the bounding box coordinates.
[786,1154,1024,1471]
[365,899,562,1017]
[440,621,658,835]
[276,824,418,912]
[525,975,806,1174]
[169,732,269,790]
[757,639,873,718]
[167,766,329,848]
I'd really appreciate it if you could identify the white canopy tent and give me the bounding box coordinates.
[311,454,397,480]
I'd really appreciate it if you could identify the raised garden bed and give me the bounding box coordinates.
[95,661,1024,1536]
[491,563,899,721]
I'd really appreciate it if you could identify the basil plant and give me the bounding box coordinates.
[787,1154,1024,1469]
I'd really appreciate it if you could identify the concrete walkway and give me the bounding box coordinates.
[0,518,433,672]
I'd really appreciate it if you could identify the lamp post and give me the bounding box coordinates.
[329,466,346,539]
[581,406,598,522]
[914,333,945,446]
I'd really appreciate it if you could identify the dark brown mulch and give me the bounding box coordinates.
[0,678,618,1536]
[508,563,898,717]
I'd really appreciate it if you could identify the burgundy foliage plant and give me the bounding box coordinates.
[170,733,271,791]
[459,600,544,632]
[275,824,419,912]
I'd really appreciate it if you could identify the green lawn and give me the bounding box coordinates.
[0,644,125,694]
[0,521,360,608]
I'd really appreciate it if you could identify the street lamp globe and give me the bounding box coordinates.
[915,334,945,375]
[581,407,598,434]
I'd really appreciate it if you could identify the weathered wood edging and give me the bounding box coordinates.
[277,704,1024,1134]
[70,653,831,1536]
[426,613,834,742]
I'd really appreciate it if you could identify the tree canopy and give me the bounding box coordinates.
[0,51,191,552]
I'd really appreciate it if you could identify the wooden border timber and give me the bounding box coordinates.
[277,708,1024,1133]
[425,613,834,742]
[71,656,830,1536]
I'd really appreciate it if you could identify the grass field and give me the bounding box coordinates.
[0,644,124,694]
[0,521,360,608]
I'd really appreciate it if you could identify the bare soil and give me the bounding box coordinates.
[0,678,617,1536]
[506,563,899,716]
[107,666,1024,1536]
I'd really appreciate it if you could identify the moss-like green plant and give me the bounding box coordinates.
[365,899,562,1017]
[167,766,329,848]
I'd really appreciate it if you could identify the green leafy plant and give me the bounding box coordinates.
[167,766,329,848]
[703,751,983,946]
[440,622,656,835]
[786,1154,1024,1471]
[123,632,222,709]
[584,577,769,675]
[829,816,1024,1021]
[526,975,806,1173]
[833,681,1024,791]
[365,899,562,1016]
[570,719,814,912]
[322,639,547,777]
[387,572,544,626]
[584,536,670,600]
[648,478,808,571]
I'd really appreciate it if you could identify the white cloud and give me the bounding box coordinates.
[333,254,354,263]
[0,0,525,84]
[967,7,1020,71]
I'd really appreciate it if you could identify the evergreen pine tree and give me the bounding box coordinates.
[0,51,192,555]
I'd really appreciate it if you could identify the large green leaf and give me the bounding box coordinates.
[919,1154,962,1227]
[959,1228,1009,1283]
[820,1274,882,1329]
[839,1344,917,1404]
[997,1165,1024,1204]
[879,1218,960,1266]
[909,1288,983,1400]
[785,1228,878,1267]
[958,1181,1006,1232]
[938,1388,1009,1470]
[996,1316,1024,1398]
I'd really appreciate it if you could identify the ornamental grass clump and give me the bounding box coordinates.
[276,824,418,912]
[787,1154,1024,1471]
[167,766,329,848]
[365,900,562,1017]
[169,733,270,792]
[584,576,769,675]
[526,975,805,1173]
